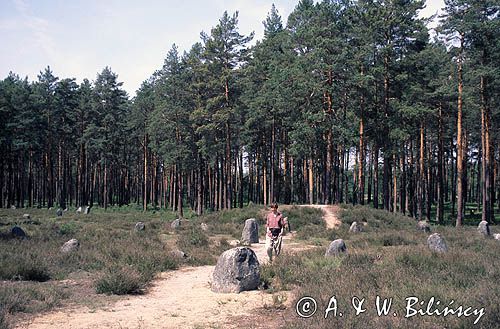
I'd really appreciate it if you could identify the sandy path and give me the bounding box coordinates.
[297,204,341,229]
[16,206,339,329]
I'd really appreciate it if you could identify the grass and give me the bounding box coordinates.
[2,203,498,329]
[260,205,500,329]
[0,207,184,327]
[0,204,285,326]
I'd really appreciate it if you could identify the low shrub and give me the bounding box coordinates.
[95,266,145,295]
[0,283,67,315]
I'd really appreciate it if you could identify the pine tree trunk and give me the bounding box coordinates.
[437,104,444,224]
[358,114,365,205]
[309,157,314,204]
[326,129,333,204]
[418,122,425,220]
[480,75,491,222]
[271,118,275,203]
[456,34,465,227]
[238,149,243,208]
[373,145,379,209]
[178,169,183,218]
[143,134,148,211]
[263,155,268,205]
[393,153,397,212]
[367,145,372,204]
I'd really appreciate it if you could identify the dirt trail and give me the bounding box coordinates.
[297,204,341,229]
[16,206,340,329]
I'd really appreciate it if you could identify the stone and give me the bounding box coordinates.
[11,226,27,239]
[200,223,209,232]
[76,207,82,213]
[171,249,188,259]
[241,218,259,244]
[23,214,30,219]
[135,222,146,231]
[10,205,16,209]
[61,239,80,253]
[325,239,347,256]
[416,221,431,233]
[493,233,500,241]
[229,239,240,247]
[56,208,63,217]
[477,220,490,236]
[211,247,260,293]
[84,206,91,215]
[427,233,448,253]
[64,208,68,212]
[171,218,181,229]
[349,221,363,233]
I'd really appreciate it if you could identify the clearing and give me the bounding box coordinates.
[15,205,340,329]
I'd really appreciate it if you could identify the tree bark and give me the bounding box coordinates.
[456,33,465,227]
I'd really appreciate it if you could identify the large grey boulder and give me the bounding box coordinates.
[11,226,27,239]
[477,221,490,236]
[211,247,260,293]
[135,222,145,231]
[171,218,181,229]
[325,239,347,257]
[241,218,259,244]
[416,221,431,233]
[61,239,80,253]
[349,221,363,233]
[56,208,63,217]
[427,233,448,253]
[84,206,91,215]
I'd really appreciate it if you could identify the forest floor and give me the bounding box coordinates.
[13,205,340,329]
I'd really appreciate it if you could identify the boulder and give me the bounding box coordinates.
[135,222,145,231]
[200,223,209,232]
[211,247,260,293]
[171,249,188,259]
[349,221,363,233]
[23,214,30,219]
[493,233,500,241]
[241,218,259,244]
[84,206,91,215]
[427,233,448,253]
[56,208,63,217]
[325,239,347,257]
[10,205,16,209]
[61,239,80,253]
[416,221,431,233]
[477,220,490,236]
[76,207,82,213]
[171,218,181,229]
[11,226,27,239]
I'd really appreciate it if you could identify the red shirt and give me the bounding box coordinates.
[266,211,284,229]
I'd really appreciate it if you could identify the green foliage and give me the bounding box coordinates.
[58,221,78,235]
[95,266,145,295]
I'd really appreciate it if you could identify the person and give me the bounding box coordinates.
[265,203,288,262]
